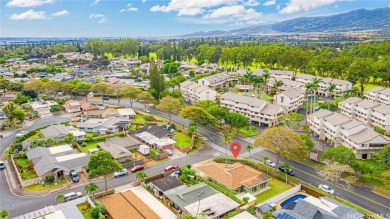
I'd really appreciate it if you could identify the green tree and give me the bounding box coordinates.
[91,83,111,103]
[85,183,99,200]
[13,92,29,105]
[280,163,290,183]
[88,151,122,191]
[207,106,229,128]
[254,127,307,168]
[220,131,234,163]
[111,84,124,105]
[320,146,355,165]
[122,85,141,108]
[135,170,148,182]
[277,112,304,130]
[2,101,25,129]
[299,134,315,150]
[326,83,337,110]
[245,144,254,155]
[136,91,154,110]
[72,82,91,101]
[156,96,183,122]
[372,145,390,170]
[149,61,165,101]
[225,112,249,134]
[347,58,376,95]
[0,209,9,219]
[55,193,65,203]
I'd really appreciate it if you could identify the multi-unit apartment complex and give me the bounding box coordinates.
[364,87,390,105]
[339,97,390,130]
[295,74,352,97]
[273,88,305,113]
[307,109,389,159]
[180,81,217,104]
[197,73,237,89]
[253,69,294,80]
[220,92,285,127]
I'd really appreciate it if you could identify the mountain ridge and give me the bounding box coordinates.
[179,7,390,37]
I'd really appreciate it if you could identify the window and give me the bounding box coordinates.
[281,96,284,103]
[206,91,209,99]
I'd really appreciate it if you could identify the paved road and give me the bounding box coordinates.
[1,99,389,216]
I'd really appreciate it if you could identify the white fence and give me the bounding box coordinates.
[256,184,302,207]
[54,196,96,210]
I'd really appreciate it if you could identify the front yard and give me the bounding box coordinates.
[24,181,68,192]
[255,178,293,204]
[175,131,191,148]
[81,140,105,152]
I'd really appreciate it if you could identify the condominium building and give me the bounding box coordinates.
[339,97,390,130]
[364,87,390,105]
[198,73,237,90]
[220,93,285,127]
[295,74,352,97]
[180,81,217,104]
[273,88,305,113]
[267,78,303,92]
[307,109,389,159]
[253,69,294,80]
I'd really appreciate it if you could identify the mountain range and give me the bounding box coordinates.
[179,7,390,37]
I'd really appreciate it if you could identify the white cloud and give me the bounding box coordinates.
[150,0,236,16]
[89,13,107,23]
[203,5,261,21]
[120,7,138,12]
[91,0,100,6]
[279,0,339,14]
[142,0,146,3]
[244,0,260,6]
[6,0,53,7]
[263,0,276,6]
[10,10,47,20]
[52,10,69,17]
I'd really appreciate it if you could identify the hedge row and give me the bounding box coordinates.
[203,180,242,204]
[80,132,126,143]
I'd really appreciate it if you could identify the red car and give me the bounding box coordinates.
[164,165,179,172]
[131,165,144,172]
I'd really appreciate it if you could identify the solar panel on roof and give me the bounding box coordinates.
[277,213,296,219]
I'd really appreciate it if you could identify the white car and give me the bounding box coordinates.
[16,131,28,137]
[143,108,150,113]
[265,159,276,168]
[114,169,128,177]
[319,184,334,195]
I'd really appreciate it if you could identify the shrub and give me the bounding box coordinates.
[374,126,386,135]
[91,205,106,219]
[227,211,240,218]
[246,207,256,216]
[45,176,55,184]
[243,196,249,203]
[51,105,60,112]
[81,142,88,147]
[143,114,153,121]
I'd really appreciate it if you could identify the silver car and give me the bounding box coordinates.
[265,159,276,168]
[114,168,128,177]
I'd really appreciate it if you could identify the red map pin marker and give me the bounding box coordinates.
[230,142,242,158]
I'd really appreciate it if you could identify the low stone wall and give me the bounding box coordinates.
[155,152,168,160]
[94,189,115,199]
[122,159,144,168]
[176,146,192,153]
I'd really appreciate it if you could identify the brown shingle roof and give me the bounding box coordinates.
[196,161,270,189]
[100,191,161,219]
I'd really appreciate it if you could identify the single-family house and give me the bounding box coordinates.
[77,117,130,134]
[132,125,176,150]
[30,98,58,118]
[62,100,81,113]
[97,141,132,162]
[41,124,86,141]
[149,176,187,198]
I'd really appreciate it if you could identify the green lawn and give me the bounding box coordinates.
[239,127,259,137]
[86,132,99,138]
[82,140,105,152]
[27,133,40,139]
[134,114,146,122]
[174,131,191,148]
[149,52,157,60]
[77,202,94,219]
[15,157,30,168]
[14,157,38,180]
[129,124,145,131]
[24,181,68,192]
[255,178,293,204]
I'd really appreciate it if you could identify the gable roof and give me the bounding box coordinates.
[196,161,270,189]
[348,128,390,145]
[136,125,173,138]
[80,101,98,111]
[221,92,267,108]
[307,109,334,121]
[105,136,140,148]
[117,108,136,116]
[41,125,70,138]
[278,88,305,99]
[98,142,132,159]
[150,176,185,192]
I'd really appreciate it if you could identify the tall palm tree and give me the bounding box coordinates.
[273,78,284,94]
[219,131,234,164]
[280,163,290,184]
[311,77,323,114]
[136,170,148,182]
[55,193,65,204]
[85,183,99,200]
[303,82,313,117]
[244,144,254,155]
[326,83,337,110]
[243,71,254,95]
[262,69,271,100]
[252,75,263,97]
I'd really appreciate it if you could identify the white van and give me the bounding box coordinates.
[63,192,82,202]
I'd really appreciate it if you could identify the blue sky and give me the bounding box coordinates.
[1,0,389,37]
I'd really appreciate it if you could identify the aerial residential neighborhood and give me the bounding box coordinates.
[1,1,390,219]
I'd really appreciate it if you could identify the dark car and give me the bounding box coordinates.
[102,96,110,100]
[164,165,179,172]
[278,166,295,176]
[70,170,80,182]
[0,161,5,170]
[131,165,144,172]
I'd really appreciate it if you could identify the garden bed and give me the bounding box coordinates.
[24,181,68,192]
[77,202,94,219]
[14,157,38,180]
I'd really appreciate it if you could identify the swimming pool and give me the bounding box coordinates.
[280,194,307,208]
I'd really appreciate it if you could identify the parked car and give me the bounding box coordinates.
[63,192,82,202]
[265,159,276,168]
[143,108,150,113]
[16,131,28,137]
[164,165,179,172]
[170,170,181,178]
[0,161,5,170]
[319,184,334,195]
[278,166,295,176]
[314,106,321,111]
[69,170,80,182]
[131,165,144,172]
[102,96,110,100]
[165,149,173,156]
[114,168,128,177]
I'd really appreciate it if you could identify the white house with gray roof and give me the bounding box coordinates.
[221,92,285,127]
[198,73,237,89]
[364,87,390,105]
[253,69,294,80]
[295,74,352,97]
[339,97,390,130]
[307,109,389,159]
[26,144,89,180]
[274,88,305,113]
[41,124,86,141]
[77,117,130,134]
[180,81,217,104]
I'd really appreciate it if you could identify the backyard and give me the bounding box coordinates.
[14,157,38,180]
[77,202,94,219]
[81,140,105,152]
[255,178,293,204]
[174,131,191,148]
